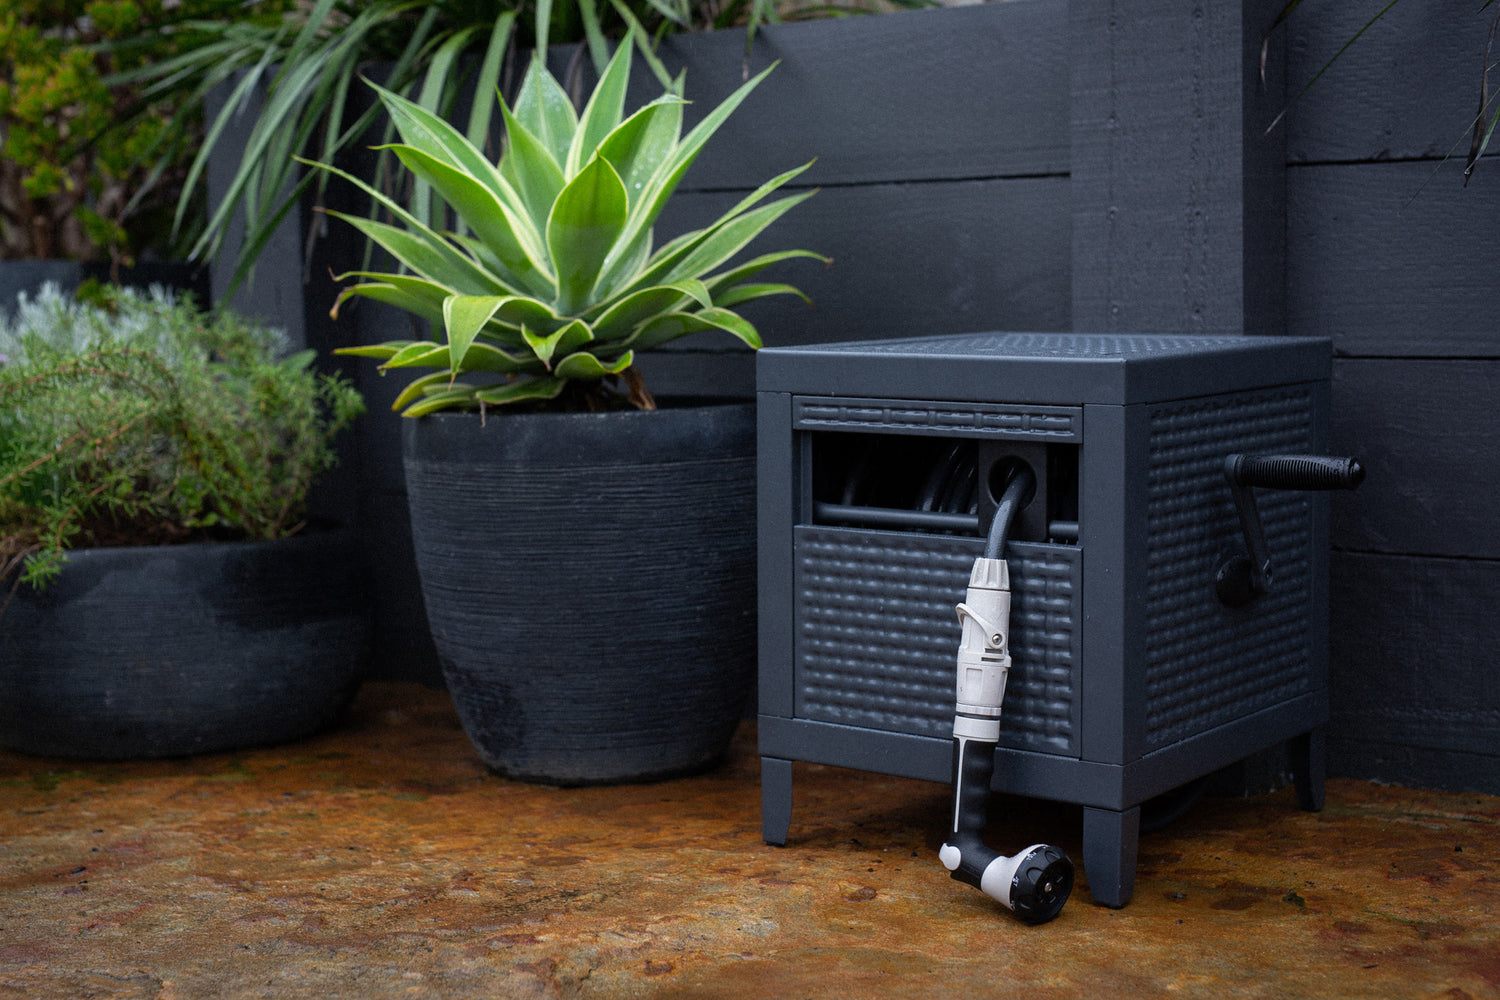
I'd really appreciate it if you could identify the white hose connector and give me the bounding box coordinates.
[940,482,1075,924]
[954,556,1011,736]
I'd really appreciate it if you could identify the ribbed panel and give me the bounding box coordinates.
[401,406,759,784]
[793,396,1082,442]
[836,332,1241,357]
[793,527,1079,753]
[1143,389,1316,749]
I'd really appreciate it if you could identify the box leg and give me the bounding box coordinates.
[1082,805,1140,908]
[761,756,793,846]
[1290,728,1326,812]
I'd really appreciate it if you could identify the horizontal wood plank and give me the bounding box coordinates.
[1331,358,1500,560]
[633,349,759,401]
[1284,2,1497,165]
[1287,161,1500,357]
[1329,550,1500,793]
[635,0,1069,191]
[654,172,1072,349]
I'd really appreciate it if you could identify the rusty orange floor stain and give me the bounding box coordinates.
[2,682,1497,998]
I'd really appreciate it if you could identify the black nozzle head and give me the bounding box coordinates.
[1010,845,1075,925]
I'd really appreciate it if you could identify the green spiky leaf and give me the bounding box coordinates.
[547,156,630,315]
[524,319,595,369]
[473,376,568,407]
[312,51,821,415]
[553,349,635,378]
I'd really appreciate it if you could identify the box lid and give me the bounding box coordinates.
[756,332,1331,405]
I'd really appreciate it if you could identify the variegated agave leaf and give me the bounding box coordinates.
[315,34,824,415]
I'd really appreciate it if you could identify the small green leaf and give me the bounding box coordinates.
[386,145,552,295]
[703,249,830,297]
[547,156,630,315]
[712,282,810,308]
[335,341,413,361]
[551,349,635,379]
[391,371,455,412]
[626,308,761,351]
[474,376,568,406]
[332,280,445,328]
[401,385,483,417]
[489,297,566,333]
[383,342,450,369]
[462,342,535,373]
[596,95,685,206]
[439,297,559,372]
[498,101,568,234]
[324,209,505,296]
[587,281,711,341]
[608,62,779,272]
[523,319,595,369]
[281,349,317,371]
[648,192,818,291]
[444,295,509,375]
[568,40,634,177]
[513,57,579,170]
[368,80,510,203]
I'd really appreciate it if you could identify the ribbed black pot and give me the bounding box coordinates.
[0,529,371,759]
[402,401,757,785]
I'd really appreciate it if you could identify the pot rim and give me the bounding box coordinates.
[410,395,754,422]
[401,397,757,466]
[3,519,353,576]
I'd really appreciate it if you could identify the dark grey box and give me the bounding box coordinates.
[756,332,1334,907]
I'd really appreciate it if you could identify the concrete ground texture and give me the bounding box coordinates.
[2,682,1496,999]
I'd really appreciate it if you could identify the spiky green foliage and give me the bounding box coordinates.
[119,0,921,296]
[0,284,365,589]
[315,39,824,415]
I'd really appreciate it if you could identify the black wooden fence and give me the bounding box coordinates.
[215,0,1500,794]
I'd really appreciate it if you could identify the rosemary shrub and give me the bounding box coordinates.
[0,284,364,588]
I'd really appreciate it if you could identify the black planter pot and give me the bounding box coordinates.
[1,259,211,318]
[402,401,757,785]
[0,529,372,759]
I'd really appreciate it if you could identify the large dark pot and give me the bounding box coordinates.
[0,529,371,759]
[403,401,757,785]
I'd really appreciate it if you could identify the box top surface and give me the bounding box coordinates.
[756,332,1331,405]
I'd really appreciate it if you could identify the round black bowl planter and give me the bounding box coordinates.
[402,401,757,785]
[0,529,372,759]
[1,258,211,318]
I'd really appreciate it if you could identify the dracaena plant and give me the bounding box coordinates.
[310,34,823,415]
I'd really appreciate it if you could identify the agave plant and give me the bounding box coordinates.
[310,34,823,415]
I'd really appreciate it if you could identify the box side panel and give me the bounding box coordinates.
[1079,402,1140,766]
[1143,385,1320,749]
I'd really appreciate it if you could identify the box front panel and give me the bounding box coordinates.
[792,529,1081,755]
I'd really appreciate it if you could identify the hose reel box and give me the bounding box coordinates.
[756,332,1340,908]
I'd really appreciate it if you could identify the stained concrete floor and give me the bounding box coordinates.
[1,682,1496,1000]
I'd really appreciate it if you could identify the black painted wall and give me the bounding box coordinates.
[646,0,1500,795]
[213,0,1500,793]
[1281,2,1499,792]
